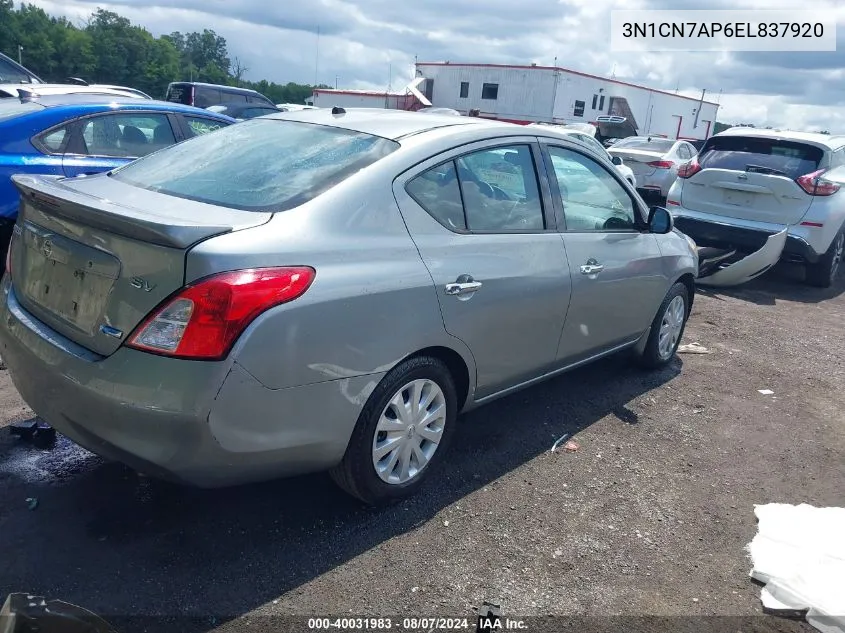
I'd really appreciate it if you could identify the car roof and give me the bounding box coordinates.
[169,81,267,96]
[713,127,845,151]
[263,107,506,140]
[1,94,237,119]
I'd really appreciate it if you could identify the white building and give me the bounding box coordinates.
[308,89,415,110]
[416,62,720,140]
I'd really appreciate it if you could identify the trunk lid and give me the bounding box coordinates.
[680,135,824,225]
[679,169,814,225]
[607,149,664,178]
[10,173,272,356]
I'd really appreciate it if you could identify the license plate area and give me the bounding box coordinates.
[19,222,120,334]
[722,189,754,207]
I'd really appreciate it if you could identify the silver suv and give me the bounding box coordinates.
[667,128,845,287]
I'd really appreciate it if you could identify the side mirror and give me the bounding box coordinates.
[648,206,674,234]
[611,156,623,166]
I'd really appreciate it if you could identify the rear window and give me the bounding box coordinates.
[698,136,823,179]
[612,138,675,152]
[110,119,400,212]
[0,101,44,121]
[166,84,192,105]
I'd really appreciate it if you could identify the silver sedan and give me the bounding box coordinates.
[0,109,697,504]
[608,136,699,200]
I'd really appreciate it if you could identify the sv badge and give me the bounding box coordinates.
[130,277,155,292]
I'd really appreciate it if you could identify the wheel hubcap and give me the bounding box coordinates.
[372,379,446,485]
[658,295,686,360]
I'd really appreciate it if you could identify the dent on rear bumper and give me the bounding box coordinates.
[0,283,378,487]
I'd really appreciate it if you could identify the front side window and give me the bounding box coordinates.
[547,146,637,232]
[111,119,399,212]
[80,113,175,157]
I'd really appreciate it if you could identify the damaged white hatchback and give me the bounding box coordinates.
[667,128,845,288]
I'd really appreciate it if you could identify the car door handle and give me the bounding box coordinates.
[580,264,604,275]
[445,281,483,296]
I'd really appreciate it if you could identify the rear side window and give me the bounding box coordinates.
[35,126,69,153]
[699,137,823,179]
[111,119,399,211]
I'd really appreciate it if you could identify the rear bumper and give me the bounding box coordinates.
[0,282,377,487]
[636,171,675,198]
[672,213,821,264]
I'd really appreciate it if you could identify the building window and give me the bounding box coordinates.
[573,100,585,117]
[481,83,499,100]
[591,94,598,109]
[599,95,605,111]
[459,82,469,98]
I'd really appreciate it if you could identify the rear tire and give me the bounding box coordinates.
[636,282,690,369]
[805,230,844,288]
[330,356,457,505]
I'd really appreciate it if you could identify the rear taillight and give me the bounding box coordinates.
[796,169,840,196]
[647,160,674,169]
[677,157,702,179]
[127,267,315,360]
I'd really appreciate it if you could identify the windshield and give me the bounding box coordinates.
[110,119,400,212]
[612,138,675,152]
[0,101,44,122]
[698,136,823,179]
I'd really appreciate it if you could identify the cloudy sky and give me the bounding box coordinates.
[27,0,845,130]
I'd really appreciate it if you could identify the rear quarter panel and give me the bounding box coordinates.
[185,168,478,399]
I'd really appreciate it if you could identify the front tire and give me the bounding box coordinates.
[330,356,457,505]
[805,230,844,288]
[637,282,690,369]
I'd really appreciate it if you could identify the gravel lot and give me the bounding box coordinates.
[0,263,842,633]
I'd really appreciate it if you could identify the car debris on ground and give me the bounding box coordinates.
[748,504,845,633]
[677,342,712,354]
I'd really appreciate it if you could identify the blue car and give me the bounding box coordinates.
[0,94,236,270]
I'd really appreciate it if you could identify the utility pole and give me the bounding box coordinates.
[18,44,22,65]
[314,25,320,86]
[693,88,706,128]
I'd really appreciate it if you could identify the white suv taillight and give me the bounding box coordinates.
[797,169,840,196]
[127,267,316,360]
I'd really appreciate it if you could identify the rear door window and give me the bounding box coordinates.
[194,86,222,108]
[698,137,823,179]
[80,113,176,157]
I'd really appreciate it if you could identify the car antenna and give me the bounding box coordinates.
[331,106,345,115]
[17,88,39,102]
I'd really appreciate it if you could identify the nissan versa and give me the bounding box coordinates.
[0,109,697,505]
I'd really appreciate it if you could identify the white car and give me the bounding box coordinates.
[608,136,698,200]
[667,128,845,288]
[529,122,637,187]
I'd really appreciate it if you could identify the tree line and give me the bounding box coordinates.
[0,1,325,103]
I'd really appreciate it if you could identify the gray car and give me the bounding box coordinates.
[0,109,697,504]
